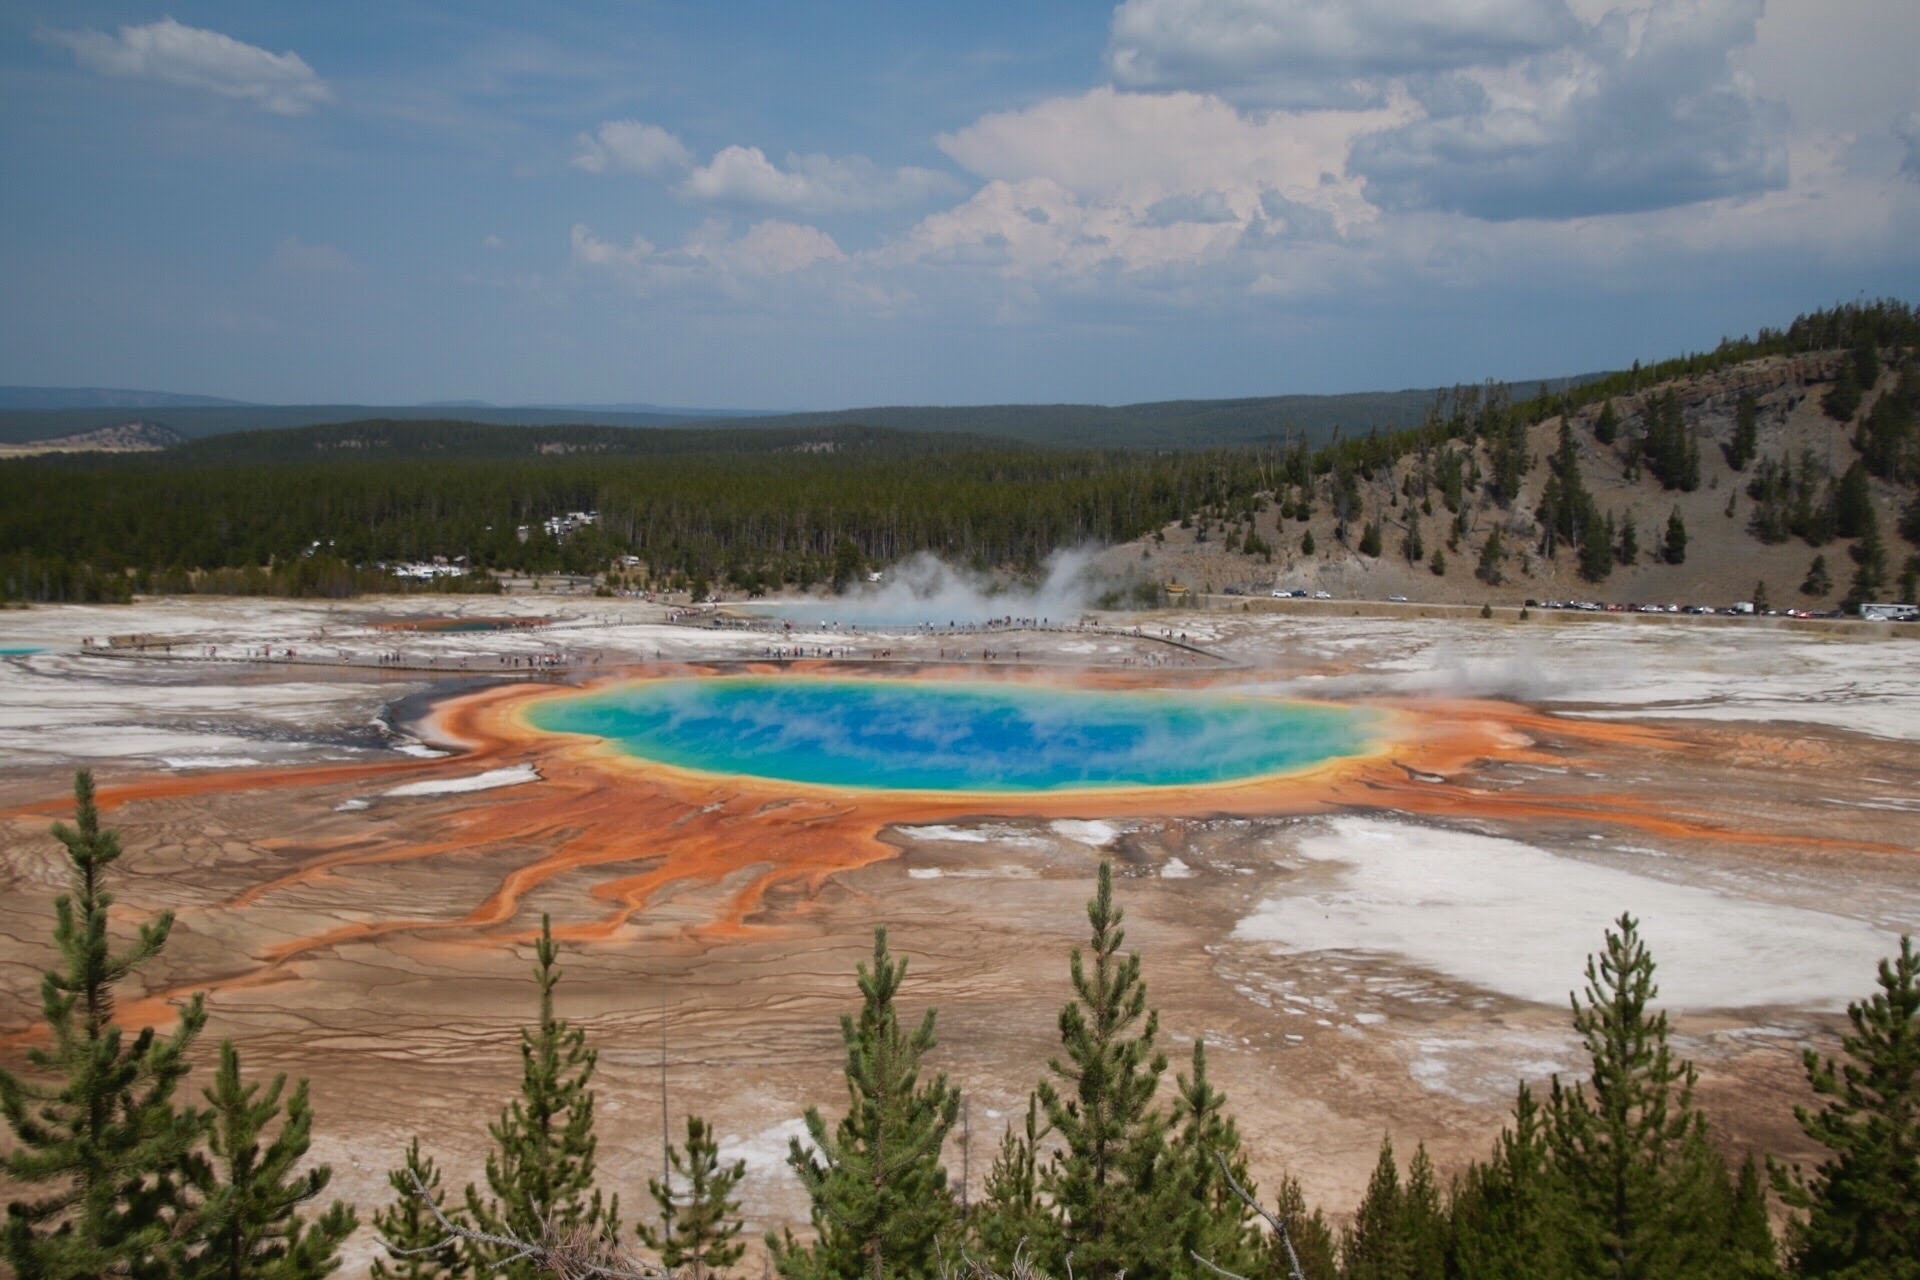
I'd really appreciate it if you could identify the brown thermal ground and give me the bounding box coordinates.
[1,620,1917,1276]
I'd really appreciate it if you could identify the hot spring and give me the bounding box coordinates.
[524,676,1381,793]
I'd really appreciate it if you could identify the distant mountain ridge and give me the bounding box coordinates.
[0,378,1599,450]
[0,386,769,417]
[0,404,726,445]
[414,399,769,417]
[0,386,252,411]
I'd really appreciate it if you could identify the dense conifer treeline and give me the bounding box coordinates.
[0,438,1277,602]
[5,778,1918,1279]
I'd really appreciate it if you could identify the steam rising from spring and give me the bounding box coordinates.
[765,547,1113,627]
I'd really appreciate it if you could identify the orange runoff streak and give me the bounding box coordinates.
[1,667,1903,1037]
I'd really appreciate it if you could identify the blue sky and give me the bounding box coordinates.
[3,0,1918,409]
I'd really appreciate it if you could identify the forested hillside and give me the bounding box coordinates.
[1137,298,1920,610]
[0,425,1266,602]
[2,299,1915,609]
[681,384,1561,449]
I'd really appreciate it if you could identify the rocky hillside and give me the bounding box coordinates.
[0,420,186,457]
[1119,349,1918,612]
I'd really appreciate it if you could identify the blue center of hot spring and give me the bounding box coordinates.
[526,678,1378,792]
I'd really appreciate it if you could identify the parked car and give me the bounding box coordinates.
[1387,594,1408,602]
[1312,590,1332,600]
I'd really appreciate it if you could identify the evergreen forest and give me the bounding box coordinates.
[4,775,1917,1280]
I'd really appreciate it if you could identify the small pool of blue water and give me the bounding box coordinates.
[526,677,1379,792]
[0,646,44,656]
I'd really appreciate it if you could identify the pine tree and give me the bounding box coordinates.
[1663,510,1688,565]
[0,770,209,1280]
[1803,554,1833,597]
[1724,393,1759,471]
[1302,529,1317,557]
[1340,1138,1408,1280]
[465,915,617,1277]
[1037,861,1177,1280]
[1834,462,1876,540]
[641,1116,746,1280]
[1270,1174,1339,1280]
[1643,393,1700,491]
[1537,476,1567,559]
[971,1097,1052,1275]
[772,927,960,1280]
[371,1138,468,1280]
[1617,512,1640,566]
[1725,1155,1782,1279]
[1448,1084,1568,1280]
[1580,507,1614,583]
[1595,400,1620,446]
[1483,389,1529,506]
[1359,519,1383,558]
[1547,417,1593,553]
[1844,518,1888,609]
[1856,364,1917,481]
[1170,1042,1259,1277]
[1476,528,1504,586]
[1823,360,1863,422]
[1854,340,1882,391]
[1429,547,1446,577]
[1773,935,1919,1277]
[176,1041,355,1279]
[1545,913,1730,1280]
[1398,1145,1446,1280]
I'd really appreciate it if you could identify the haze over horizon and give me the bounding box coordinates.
[4,0,1918,409]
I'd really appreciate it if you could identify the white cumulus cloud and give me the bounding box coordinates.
[560,0,1918,326]
[694,219,847,275]
[572,119,692,175]
[571,219,845,294]
[679,146,958,213]
[1348,0,1788,219]
[45,17,331,115]
[884,177,1270,285]
[900,87,1385,285]
[938,87,1393,205]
